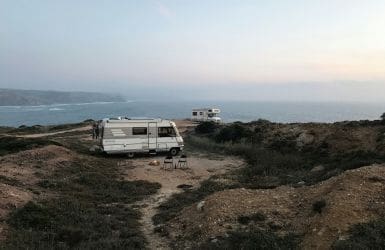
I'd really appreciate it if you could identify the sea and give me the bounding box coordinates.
[1,101,385,127]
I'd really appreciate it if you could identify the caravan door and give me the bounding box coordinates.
[148,122,157,150]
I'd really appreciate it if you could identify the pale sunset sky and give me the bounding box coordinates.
[1,0,385,101]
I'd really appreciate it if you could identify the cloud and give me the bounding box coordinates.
[155,1,174,18]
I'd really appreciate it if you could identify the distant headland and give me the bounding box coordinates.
[0,89,126,106]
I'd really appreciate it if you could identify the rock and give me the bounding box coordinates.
[311,165,325,172]
[317,227,326,236]
[89,145,100,152]
[149,160,160,166]
[211,238,218,243]
[154,224,169,236]
[368,176,385,182]
[268,221,283,230]
[197,201,205,212]
[297,181,305,185]
[296,132,315,148]
[177,184,193,189]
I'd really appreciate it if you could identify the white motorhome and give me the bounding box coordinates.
[98,118,184,157]
[191,108,222,123]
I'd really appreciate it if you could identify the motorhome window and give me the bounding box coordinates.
[199,112,203,115]
[158,127,176,137]
[209,109,212,112]
[192,112,197,116]
[132,127,147,135]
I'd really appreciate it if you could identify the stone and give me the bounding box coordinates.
[197,201,205,212]
[311,165,325,172]
[296,132,315,148]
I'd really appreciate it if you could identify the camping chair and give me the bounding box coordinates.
[163,155,173,170]
[177,154,188,169]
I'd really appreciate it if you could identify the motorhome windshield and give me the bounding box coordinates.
[158,127,176,137]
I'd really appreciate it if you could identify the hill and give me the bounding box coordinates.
[1,120,385,249]
[0,89,125,106]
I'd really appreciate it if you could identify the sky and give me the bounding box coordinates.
[1,0,385,101]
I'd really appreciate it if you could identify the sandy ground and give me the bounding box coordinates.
[119,155,244,249]
[0,145,75,185]
[0,145,76,240]
[167,164,385,249]
[173,119,197,135]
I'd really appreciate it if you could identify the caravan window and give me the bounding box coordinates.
[192,112,197,116]
[199,112,203,115]
[158,127,176,137]
[132,127,147,135]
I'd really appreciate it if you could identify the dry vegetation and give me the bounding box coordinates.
[1,119,385,249]
[0,124,160,249]
[153,119,385,249]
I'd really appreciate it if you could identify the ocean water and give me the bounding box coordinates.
[1,101,385,127]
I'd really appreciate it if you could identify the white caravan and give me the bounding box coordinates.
[98,118,184,157]
[191,108,222,123]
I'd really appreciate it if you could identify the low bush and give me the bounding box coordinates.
[0,175,25,187]
[322,150,385,172]
[195,121,219,134]
[198,229,299,250]
[158,127,385,240]
[215,123,252,143]
[8,122,90,135]
[333,218,385,249]
[6,199,145,249]
[5,155,160,249]
[238,212,266,224]
[312,199,326,214]
[153,179,237,225]
[0,136,61,156]
[267,136,298,153]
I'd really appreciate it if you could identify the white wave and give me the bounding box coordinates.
[0,100,133,109]
[49,108,65,111]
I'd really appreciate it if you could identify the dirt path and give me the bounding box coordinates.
[119,155,244,249]
[15,126,91,138]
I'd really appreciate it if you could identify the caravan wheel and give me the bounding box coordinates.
[127,152,135,158]
[169,148,179,156]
